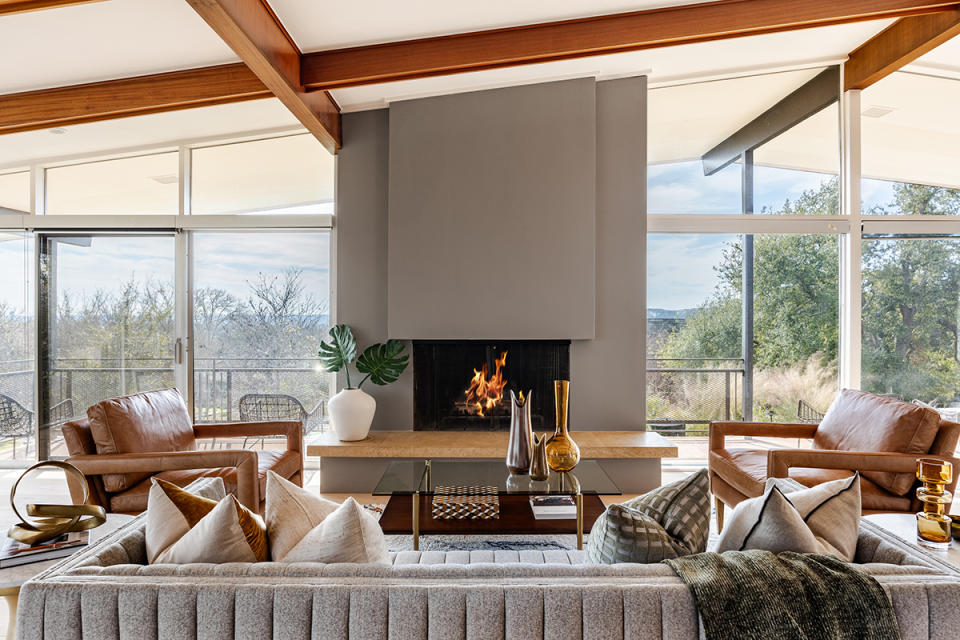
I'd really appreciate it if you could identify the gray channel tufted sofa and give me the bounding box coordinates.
[17,478,960,639]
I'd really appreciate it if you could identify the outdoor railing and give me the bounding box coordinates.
[646,357,745,436]
[0,357,331,458]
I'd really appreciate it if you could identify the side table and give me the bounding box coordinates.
[0,513,134,640]
[863,513,960,568]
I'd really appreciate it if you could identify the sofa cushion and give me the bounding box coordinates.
[585,468,710,564]
[814,389,940,495]
[709,448,912,512]
[145,478,267,564]
[265,471,389,564]
[88,388,197,493]
[716,474,861,560]
[109,450,300,513]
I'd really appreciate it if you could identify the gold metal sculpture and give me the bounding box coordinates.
[8,461,106,545]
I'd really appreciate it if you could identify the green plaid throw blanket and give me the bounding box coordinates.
[665,551,901,640]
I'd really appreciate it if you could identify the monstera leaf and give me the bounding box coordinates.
[356,340,409,386]
[318,325,357,374]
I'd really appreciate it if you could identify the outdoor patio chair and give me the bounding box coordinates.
[0,393,32,459]
[238,393,325,449]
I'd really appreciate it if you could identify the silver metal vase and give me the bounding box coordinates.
[506,390,533,474]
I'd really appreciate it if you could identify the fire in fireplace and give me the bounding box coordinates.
[413,340,570,430]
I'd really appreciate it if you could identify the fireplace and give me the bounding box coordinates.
[413,340,570,430]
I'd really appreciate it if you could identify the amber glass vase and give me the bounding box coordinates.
[545,380,580,472]
[915,458,953,550]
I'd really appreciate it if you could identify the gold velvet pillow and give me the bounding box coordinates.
[145,478,267,564]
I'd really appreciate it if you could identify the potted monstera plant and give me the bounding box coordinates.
[319,325,409,441]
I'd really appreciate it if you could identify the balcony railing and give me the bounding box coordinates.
[0,357,331,460]
[646,357,745,436]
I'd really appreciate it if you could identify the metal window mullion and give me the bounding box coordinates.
[179,146,191,216]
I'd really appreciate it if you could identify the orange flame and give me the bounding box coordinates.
[464,351,508,416]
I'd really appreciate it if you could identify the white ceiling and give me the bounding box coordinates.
[0,0,957,191]
[0,0,237,94]
[269,0,705,51]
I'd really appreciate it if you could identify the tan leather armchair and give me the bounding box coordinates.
[709,389,960,529]
[62,388,303,514]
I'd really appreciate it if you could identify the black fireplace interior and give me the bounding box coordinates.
[413,340,570,430]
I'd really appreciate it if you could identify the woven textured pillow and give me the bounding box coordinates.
[265,471,389,563]
[715,473,861,561]
[585,468,710,564]
[145,478,267,564]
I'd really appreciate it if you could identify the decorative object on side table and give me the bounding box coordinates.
[506,390,533,474]
[8,460,106,546]
[432,485,500,520]
[529,433,550,481]
[319,324,410,441]
[915,457,953,549]
[545,380,580,472]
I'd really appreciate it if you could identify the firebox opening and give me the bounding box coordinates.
[413,340,570,431]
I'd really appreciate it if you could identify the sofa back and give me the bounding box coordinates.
[814,389,941,495]
[86,388,197,493]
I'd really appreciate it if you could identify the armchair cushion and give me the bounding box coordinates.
[107,450,301,513]
[87,388,197,493]
[709,448,912,512]
[813,389,940,495]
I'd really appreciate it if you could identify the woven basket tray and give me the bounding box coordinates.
[431,485,500,520]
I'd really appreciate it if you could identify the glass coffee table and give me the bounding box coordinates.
[373,459,621,550]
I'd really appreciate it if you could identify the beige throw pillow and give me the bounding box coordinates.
[715,474,861,561]
[265,471,389,564]
[145,478,268,564]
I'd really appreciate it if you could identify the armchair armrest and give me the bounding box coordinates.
[709,421,819,451]
[193,420,302,454]
[66,449,260,509]
[766,449,960,494]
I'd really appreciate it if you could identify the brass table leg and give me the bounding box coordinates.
[412,491,420,551]
[425,458,432,491]
[576,492,583,550]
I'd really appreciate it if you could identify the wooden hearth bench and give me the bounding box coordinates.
[306,430,678,493]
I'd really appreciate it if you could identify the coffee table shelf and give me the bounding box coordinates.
[374,459,620,550]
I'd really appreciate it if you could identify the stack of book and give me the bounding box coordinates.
[0,531,89,569]
[529,495,577,520]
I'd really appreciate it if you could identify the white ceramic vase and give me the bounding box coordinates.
[328,388,376,441]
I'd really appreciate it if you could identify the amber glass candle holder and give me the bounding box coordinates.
[916,458,953,550]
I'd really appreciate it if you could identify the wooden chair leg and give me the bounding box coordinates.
[715,497,725,533]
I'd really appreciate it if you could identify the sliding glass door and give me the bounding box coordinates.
[38,234,176,458]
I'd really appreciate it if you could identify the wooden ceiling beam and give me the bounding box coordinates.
[185,0,340,153]
[0,64,270,135]
[300,0,960,90]
[0,0,104,17]
[844,8,960,90]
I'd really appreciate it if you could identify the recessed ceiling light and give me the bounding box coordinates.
[862,105,895,118]
[150,174,179,185]
[48,128,67,135]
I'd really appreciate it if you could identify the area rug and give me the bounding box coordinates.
[384,534,579,552]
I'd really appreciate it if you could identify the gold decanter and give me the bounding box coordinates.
[545,380,580,472]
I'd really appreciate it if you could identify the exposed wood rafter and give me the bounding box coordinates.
[0,64,269,135]
[300,0,960,90]
[1,0,959,138]
[0,0,104,16]
[844,8,960,90]
[185,0,340,153]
